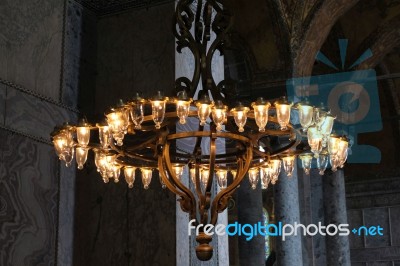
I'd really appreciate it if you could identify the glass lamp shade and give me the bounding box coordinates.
[251,98,271,132]
[328,135,341,156]
[297,103,314,131]
[189,168,197,188]
[173,164,184,180]
[216,170,228,188]
[176,100,191,124]
[106,109,126,146]
[230,103,250,132]
[282,155,296,177]
[76,120,91,147]
[275,98,293,131]
[130,102,144,129]
[299,152,313,175]
[307,126,323,157]
[97,122,111,149]
[261,174,270,189]
[124,166,136,188]
[112,164,122,183]
[317,150,329,175]
[230,169,237,181]
[52,129,75,167]
[338,138,349,167]
[151,101,167,129]
[141,168,153,189]
[313,107,327,127]
[175,91,192,125]
[330,155,339,172]
[319,114,335,136]
[269,158,281,184]
[211,101,228,131]
[196,94,213,126]
[248,168,260,189]
[76,146,89,170]
[261,164,272,189]
[201,169,210,189]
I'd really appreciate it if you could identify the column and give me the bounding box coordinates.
[237,176,265,265]
[274,166,303,265]
[322,170,351,266]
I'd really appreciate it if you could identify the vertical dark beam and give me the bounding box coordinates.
[237,176,265,266]
[323,170,351,266]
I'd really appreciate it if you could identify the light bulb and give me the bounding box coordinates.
[130,93,145,129]
[124,166,136,188]
[150,91,168,129]
[97,122,111,149]
[282,155,296,177]
[189,167,196,188]
[173,164,184,180]
[328,135,341,157]
[307,126,323,157]
[76,118,91,147]
[338,138,349,168]
[211,101,227,131]
[76,146,89,170]
[112,164,121,183]
[299,152,313,175]
[248,168,260,190]
[216,170,228,188]
[175,91,192,125]
[52,127,75,167]
[106,108,126,146]
[297,103,313,131]
[251,97,270,132]
[231,103,249,132]
[275,98,292,131]
[201,169,210,189]
[196,94,212,126]
[317,150,329,175]
[141,168,153,189]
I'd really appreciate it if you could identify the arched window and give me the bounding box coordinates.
[262,208,270,259]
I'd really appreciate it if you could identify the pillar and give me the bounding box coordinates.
[274,165,303,265]
[237,176,265,265]
[322,170,351,266]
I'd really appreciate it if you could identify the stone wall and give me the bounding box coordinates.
[0,0,80,265]
[347,178,400,266]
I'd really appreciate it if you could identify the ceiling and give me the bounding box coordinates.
[75,0,174,15]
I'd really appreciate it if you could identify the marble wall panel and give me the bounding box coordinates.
[0,83,5,124]
[348,209,365,249]
[4,86,78,141]
[96,3,175,111]
[363,208,390,248]
[390,207,400,246]
[0,130,59,266]
[0,0,64,100]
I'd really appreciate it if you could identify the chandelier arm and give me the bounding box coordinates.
[163,140,197,220]
[174,0,202,96]
[158,156,197,222]
[210,145,253,225]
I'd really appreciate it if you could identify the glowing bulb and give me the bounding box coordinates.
[275,98,292,131]
[106,108,126,146]
[248,168,260,189]
[251,98,270,132]
[211,101,227,131]
[141,168,153,189]
[97,122,110,149]
[307,126,323,157]
[112,164,121,183]
[299,152,313,175]
[124,167,136,188]
[75,146,89,170]
[76,121,90,147]
[231,103,250,132]
[216,170,228,188]
[317,150,329,175]
[130,102,144,129]
[52,127,75,167]
[282,155,296,177]
[173,164,184,180]
[196,94,212,126]
[338,138,349,168]
[328,135,341,157]
[150,91,168,129]
[297,103,313,131]
[201,169,210,189]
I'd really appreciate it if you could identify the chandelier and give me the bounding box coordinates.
[51,0,349,261]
